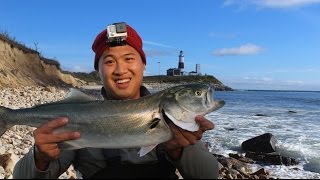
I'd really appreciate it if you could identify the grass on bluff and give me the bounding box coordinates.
[0,30,61,69]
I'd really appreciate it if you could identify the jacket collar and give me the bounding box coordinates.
[100,85,151,100]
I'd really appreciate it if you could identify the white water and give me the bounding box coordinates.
[203,90,320,179]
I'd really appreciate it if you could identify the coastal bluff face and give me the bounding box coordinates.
[0,35,85,88]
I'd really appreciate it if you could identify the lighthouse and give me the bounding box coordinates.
[178,50,184,75]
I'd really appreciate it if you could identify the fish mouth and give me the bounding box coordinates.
[206,85,225,111]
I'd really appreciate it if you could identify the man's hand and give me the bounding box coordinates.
[164,115,214,160]
[33,117,80,170]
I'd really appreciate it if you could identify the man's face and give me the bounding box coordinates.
[98,45,145,100]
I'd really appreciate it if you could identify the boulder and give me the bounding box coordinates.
[245,151,298,166]
[241,133,277,153]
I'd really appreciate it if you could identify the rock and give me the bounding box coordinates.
[0,153,16,178]
[0,146,5,154]
[0,153,11,168]
[255,114,268,117]
[245,151,298,166]
[251,168,270,177]
[229,153,256,164]
[216,155,253,175]
[0,166,5,179]
[226,173,233,179]
[44,86,56,93]
[224,127,236,131]
[241,133,277,153]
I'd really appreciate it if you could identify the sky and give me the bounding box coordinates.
[1,0,320,91]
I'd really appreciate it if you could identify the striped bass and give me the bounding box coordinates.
[0,83,225,156]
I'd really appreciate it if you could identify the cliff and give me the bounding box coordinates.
[0,34,86,88]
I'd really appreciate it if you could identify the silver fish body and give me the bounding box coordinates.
[0,84,225,151]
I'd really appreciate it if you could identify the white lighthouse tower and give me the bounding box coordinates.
[178,50,184,75]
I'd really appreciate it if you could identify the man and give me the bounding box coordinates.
[13,22,219,179]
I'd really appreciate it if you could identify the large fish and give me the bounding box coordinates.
[0,83,225,156]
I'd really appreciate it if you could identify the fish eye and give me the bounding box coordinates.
[195,90,202,96]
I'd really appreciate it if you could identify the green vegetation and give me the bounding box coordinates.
[41,57,61,69]
[143,75,223,84]
[144,75,233,91]
[0,31,38,54]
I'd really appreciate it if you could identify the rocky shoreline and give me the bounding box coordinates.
[0,85,298,179]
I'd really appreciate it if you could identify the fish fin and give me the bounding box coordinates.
[138,144,158,157]
[0,106,12,136]
[164,111,199,132]
[56,88,97,104]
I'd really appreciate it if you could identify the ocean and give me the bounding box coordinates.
[203,90,320,179]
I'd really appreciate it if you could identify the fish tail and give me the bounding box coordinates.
[0,106,11,136]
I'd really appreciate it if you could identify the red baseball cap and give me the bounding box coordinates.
[92,23,146,70]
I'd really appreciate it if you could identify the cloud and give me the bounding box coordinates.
[143,41,178,58]
[224,0,320,9]
[144,49,173,58]
[212,43,264,56]
[143,41,177,49]
[260,0,320,8]
[273,67,320,73]
[243,76,273,82]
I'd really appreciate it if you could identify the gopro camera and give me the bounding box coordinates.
[106,22,127,46]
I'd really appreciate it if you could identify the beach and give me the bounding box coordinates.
[0,86,75,179]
